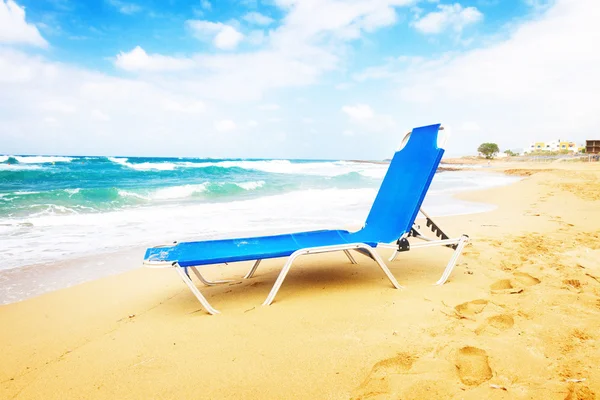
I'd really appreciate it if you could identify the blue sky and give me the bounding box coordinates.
[0,0,598,159]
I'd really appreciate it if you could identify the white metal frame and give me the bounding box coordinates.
[143,207,468,315]
[381,236,469,285]
[384,207,469,285]
[143,243,402,315]
[262,243,402,306]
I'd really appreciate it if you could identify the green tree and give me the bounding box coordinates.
[478,143,500,159]
[504,150,517,157]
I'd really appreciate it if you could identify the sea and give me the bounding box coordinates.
[0,155,519,303]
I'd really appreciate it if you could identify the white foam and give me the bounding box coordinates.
[14,191,41,195]
[237,181,265,190]
[27,204,80,217]
[0,155,9,163]
[189,159,389,178]
[0,164,43,171]
[0,170,521,271]
[0,188,376,269]
[130,162,176,171]
[64,188,80,195]
[117,190,150,200]
[107,157,128,166]
[151,183,208,200]
[14,156,74,164]
[107,157,388,177]
[107,157,176,171]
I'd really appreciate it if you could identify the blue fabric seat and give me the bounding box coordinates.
[154,230,355,267]
[144,124,444,268]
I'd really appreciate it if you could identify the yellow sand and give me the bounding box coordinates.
[1,162,600,399]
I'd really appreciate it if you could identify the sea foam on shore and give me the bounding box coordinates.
[1,156,518,271]
[0,156,521,303]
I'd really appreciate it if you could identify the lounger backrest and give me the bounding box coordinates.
[357,124,444,243]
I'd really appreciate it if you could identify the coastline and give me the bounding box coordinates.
[0,168,518,305]
[1,162,599,399]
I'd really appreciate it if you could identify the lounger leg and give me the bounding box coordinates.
[175,265,220,315]
[362,246,403,290]
[263,245,402,307]
[243,259,262,279]
[263,251,304,306]
[344,250,358,264]
[389,251,400,262]
[189,266,234,286]
[435,235,469,285]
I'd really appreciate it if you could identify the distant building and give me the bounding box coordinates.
[587,140,600,154]
[523,139,583,154]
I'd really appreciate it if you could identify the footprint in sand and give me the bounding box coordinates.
[487,314,514,329]
[513,272,541,286]
[490,272,540,294]
[564,383,596,400]
[352,353,416,400]
[368,352,416,378]
[490,279,521,293]
[455,346,493,386]
[475,314,515,335]
[563,279,582,292]
[454,299,488,318]
[572,329,592,341]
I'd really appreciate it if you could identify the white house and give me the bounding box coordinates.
[523,139,581,154]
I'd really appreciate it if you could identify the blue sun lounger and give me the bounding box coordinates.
[143,124,469,314]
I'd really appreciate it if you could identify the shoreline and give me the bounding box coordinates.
[0,169,518,305]
[2,162,599,399]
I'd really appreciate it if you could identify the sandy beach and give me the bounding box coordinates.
[1,162,599,400]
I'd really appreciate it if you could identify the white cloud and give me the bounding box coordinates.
[247,30,266,45]
[258,103,280,111]
[201,0,211,10]
[0,0,48,47]
[356,0,600,153]
[214,26,245,50]
[334,82,353,90]
[524,0,552,11]
[42,100,76,114]
[106,0,141,15]
[91,109,110,121]
[186,20,244,50]
[0,47,228,157]
[247,120,258,127]
[214,119,236,132]
[43,116,58,124]
[342,103,395,132]
[459,121,480,132]
[273,0,413,43]
[162,99,206,114]
[0,0,462,159]
[243,12,274,25]
[114,46,194,72]
[412,3,483,34]
[119,1,415,102]
[342,104,374,120]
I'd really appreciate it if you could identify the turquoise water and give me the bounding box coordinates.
[1,156,378,218]
[1,155,519,270]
